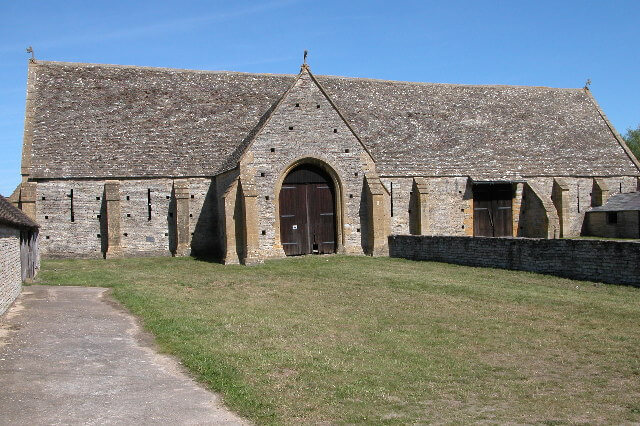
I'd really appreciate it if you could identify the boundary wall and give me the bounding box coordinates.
[389,235,640,286]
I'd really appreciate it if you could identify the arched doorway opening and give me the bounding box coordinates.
[279,164,337,256]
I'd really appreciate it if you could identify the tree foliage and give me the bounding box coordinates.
[622,125,640,161]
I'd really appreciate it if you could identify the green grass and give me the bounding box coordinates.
[36,255,640,424]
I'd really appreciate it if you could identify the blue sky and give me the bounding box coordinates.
[1,0,639,195]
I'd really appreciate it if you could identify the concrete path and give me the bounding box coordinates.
[0,286,248,425]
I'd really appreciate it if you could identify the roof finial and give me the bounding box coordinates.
[300,50,310,72]
[26,46,35,63]
[584,78,591,90]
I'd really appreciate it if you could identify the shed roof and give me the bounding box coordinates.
[589,191,640,212]
[0,195,39,229]
[24,61,640,180]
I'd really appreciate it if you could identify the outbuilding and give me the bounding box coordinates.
[0,194,39,315]
[584,191,640,239]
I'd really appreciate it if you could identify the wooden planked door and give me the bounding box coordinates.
[279,165,337,256]
[308,183,336,254]
[279,184,309,256]
[473,184,513,237]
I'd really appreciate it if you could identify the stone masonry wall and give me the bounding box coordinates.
[0,225,21,315]
[243,70,377,258]
[389,235,640,286]
[35,178,217,258]
[382,177,472,237]
[584,211,640,239]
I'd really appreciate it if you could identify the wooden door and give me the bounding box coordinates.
[279,184,309,256]
[308,183,336,254]
[473,184,513,237]
[279,165,336,256]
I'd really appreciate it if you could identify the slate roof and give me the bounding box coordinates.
[589,192,640,212]
[25,61,640,180]
[0,195,38,229]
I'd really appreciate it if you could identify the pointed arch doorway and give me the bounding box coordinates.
[279,164,337,256]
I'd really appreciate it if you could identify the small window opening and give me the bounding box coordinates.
[316,104,320,108]
[97,214,101,219]
[261,230,266,235]
[190,194,194,199]
[123,233,128,237]
[288,126,294,131]
[189,213,193,217]
[166,195,170,200]
[45,235,50,240]
[126,196,130,200]
[295,103,299,107]
[344,148,349,153]
[334,129,338,133]
[165,232,169,236]
[356,228,360,233]
[270,148,275,152]
[607,212,618,224]
[191,232,194,236]
[349,194,353,198]
[44,215,49,220]
[620,182,623,193]
[354,172,358,177]
[265,195,270,200]
[96,234,101,239]
[126,213,131,217]
[147,189,152,221]
[41,196,46,201]
[260,172,265,177]
[96,196,100,200]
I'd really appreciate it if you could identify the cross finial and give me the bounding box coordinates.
[584,78,591,90]
[26,46,35,63]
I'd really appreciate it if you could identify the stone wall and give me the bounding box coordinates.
[584,211,640,239]
[35,178,217,258]
[389,234,640,286]
[242,69,379,258]
[0,225,21,315]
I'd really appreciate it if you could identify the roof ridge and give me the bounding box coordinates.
[33,60,297,78]
[316,74,583,91]
[35,60,582,90]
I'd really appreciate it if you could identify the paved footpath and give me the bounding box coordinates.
[0,286,248,425]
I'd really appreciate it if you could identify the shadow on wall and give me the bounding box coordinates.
[99,193,108,258]
[234,180,246,262]
[359,176,372,255]
[191,179,220,261]
[518,185,549,238]
[167,188,177,255]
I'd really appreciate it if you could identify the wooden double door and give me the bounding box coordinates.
[279,165,336,256]
[473,183,513,237]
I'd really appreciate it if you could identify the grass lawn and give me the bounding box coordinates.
[36,255,640,424]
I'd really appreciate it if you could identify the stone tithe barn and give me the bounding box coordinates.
[9,59,640,264]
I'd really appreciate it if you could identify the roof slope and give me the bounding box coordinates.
[317,76,640,178]
[25,61,640,179]
[28,62,294,178]
[589,191,640,212]
[0,195,38,229]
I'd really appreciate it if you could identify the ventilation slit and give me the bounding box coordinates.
[147,189,152,221]
[70,189,75,222]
